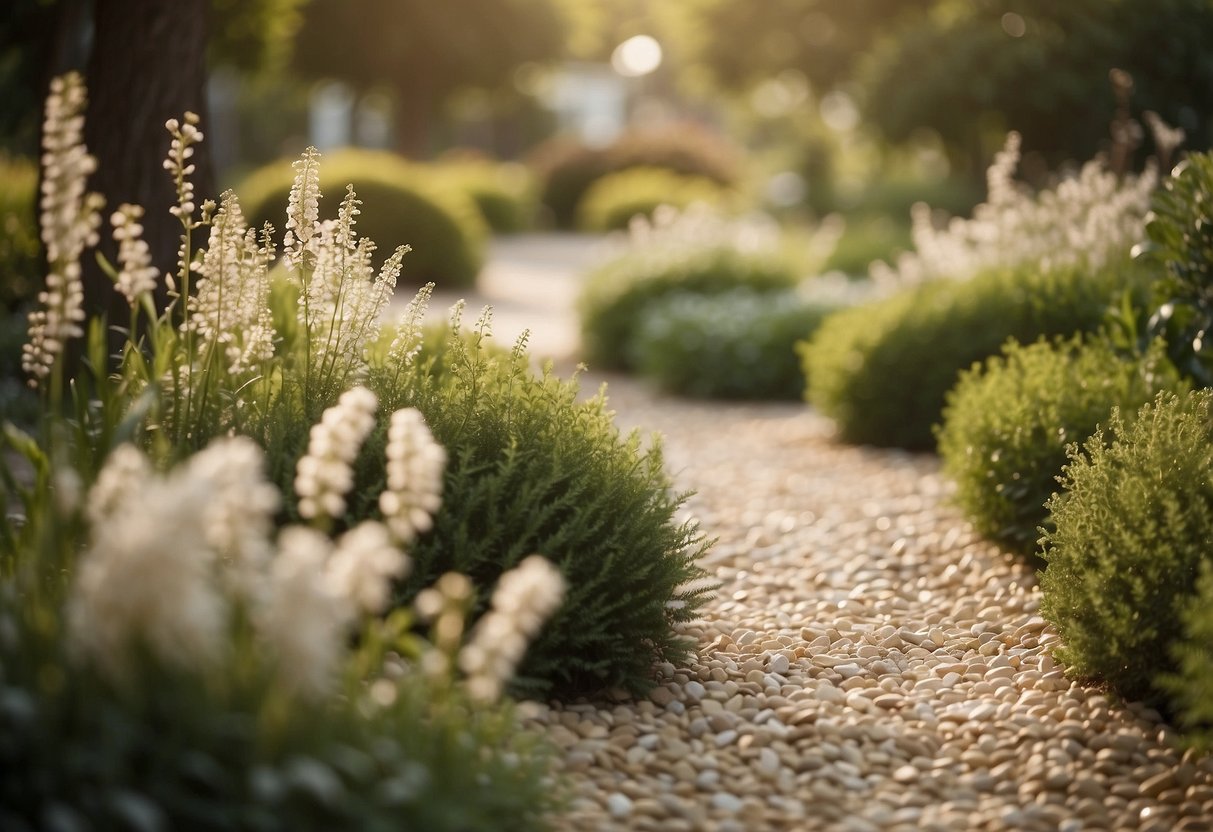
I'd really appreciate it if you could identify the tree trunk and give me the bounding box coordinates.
[81,0,214,342]
[392,82,434,158]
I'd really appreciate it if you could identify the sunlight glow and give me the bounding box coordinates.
[612,35,663,78]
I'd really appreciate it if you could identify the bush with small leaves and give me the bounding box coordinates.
[237,149,487,288]
[1165,560,1213,750]
[361,314,713,697]
[580,237,800,371]
[631,287,850,400]
[577,167,733,232]
[800,259,1149,449]
[1039,389,1213,707]
[937,335,1183,557]
[531,125,742,228]
[435,157,536,234]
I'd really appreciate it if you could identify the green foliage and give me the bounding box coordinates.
[363,320,713,697]
[862,0,1213,167]
[1139,151,1213,386]
[237,149,488,288]
[434,158,536,234]
[1040,389,1213,707]
[579,245,801,371]
[0,154,39,310]
[631,288,841,399]
[1165,560,1213,751]
[822,216,911,277]
[577,167,733,232]
[532,125,743,228]
[800,260,1147,449]
[937,336,1183,557]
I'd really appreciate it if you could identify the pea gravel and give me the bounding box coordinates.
[520,372,1213,832]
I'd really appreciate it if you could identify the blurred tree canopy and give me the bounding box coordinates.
[292,0,574,156]
[861,0,1213,173]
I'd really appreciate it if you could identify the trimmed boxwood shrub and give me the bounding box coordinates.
[1166,560,1213,750]
[631,288,843,400]
[1039,389,1213,707]
[799,259,1149,449]
[357,320,712,698]
[435,158,536,234]
[580,246,801,371]
[937,335,1183,557]
[237,149,487,288]
[576,167,732,232]
[531,125,742,228]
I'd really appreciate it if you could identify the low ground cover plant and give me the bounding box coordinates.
[631,284,859,400]
[579,206,802,371]
[238,148,487,288]
[1039,389,1213,709]
[936,335,1183,557]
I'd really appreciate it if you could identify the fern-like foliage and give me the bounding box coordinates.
[361,318,713,698]
[1040,389,1213,707]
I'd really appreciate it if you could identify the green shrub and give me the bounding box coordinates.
[821,215,912,277]
[1039,389,1213,707]
[580,245,800,371]
[237,149,487,288]
[800,259,1148,449]
[937,335,1183,557]
[1165,560,1213,750]
[435,158,536,234]
[1138,151,1213,385]
[0,154,40,311]
[576,167,733,232]
[360,318,713,697]
[531,124,742,228]
[631,287,843,399]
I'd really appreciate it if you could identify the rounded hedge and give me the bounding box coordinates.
[800,260,1149,449]
[435,158,536,234]
[576,167,732,233]
[531,125,742,228]
[1039,389,1213,707]
[937,335,1183,557]
[358,322,712,698]
[236,149,488,289]
[579,245,801,372]
[631,288,842,400]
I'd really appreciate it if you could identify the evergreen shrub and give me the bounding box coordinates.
[361,317,713,697]
[531,125,742,228]
[436,158,536,234]
[576,167,732,232]
[799,260,1148,449]
[237,149,487,288]
[580,245,800,371]
[631,288,842,400]
[1039,389,1213,706]
[937,335,1183,556]
[1166,560,1213,750]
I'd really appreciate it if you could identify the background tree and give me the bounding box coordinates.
[860,0,1213,177]
[291,0,572,157]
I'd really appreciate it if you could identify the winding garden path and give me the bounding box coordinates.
[410,236,1213,831]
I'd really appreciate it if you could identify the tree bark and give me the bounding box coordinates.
[81,0,214,341]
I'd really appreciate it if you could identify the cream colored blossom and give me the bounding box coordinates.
[23,72,104,386]
[259,526,350,696]
[284,146,321,267]
[379,408,446,544]
[86,443,152,527]
[387,282,435,370]
[294,386,379,522]
[459,556,565,702]
[110,203,159,304]
[327,520,409,615]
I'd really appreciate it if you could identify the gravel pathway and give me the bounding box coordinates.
[522,375,1213,832]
